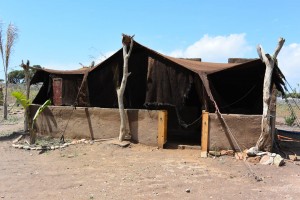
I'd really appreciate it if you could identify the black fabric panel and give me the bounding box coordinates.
[145,56,194,108]
[87,61,120,108]
[62,76,81,106]
[124,50,148,108]
[32,77,51,104]
[208,62,264,114]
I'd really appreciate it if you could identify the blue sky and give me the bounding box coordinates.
[1,0,299,88]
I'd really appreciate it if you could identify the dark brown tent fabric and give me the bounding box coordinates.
[31,39,286,116]
[145,56,194,108]
[31,68,90,106]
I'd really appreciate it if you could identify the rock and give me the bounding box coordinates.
[256,152,268,156]
[63,143,69,147]
[55,146,59,149]
[30,147,36,150]
[36,146,42,150]
[288,154,297,161]
[270,153,277,157]
[274,154,284,167]
[50,146,55,150]
[12,144,19,148]
[71,141,77,145]
[246,147,259,157]
[23,146,30,150]
[209,151,221,157]
[220,150,234,156]
[200,151,208,158]
[235,152,246,160]
[260,155,274,165]
[12,135,23,144]
[247,156,261,164]
[67,154,74,158]
[185,189,190,193]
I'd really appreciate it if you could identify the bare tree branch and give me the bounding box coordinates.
[273,37,285,59]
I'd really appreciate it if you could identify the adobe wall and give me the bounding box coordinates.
[208,113,262,150]
[29,105,160,146]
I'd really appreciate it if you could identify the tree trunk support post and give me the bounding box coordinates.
[21,60,30,133]
[117,34,134,142]
[201,110,209,157]
[256,37,285,151]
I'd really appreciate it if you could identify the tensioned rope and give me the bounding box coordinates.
[60,72,89,142]
[199,73,262,181]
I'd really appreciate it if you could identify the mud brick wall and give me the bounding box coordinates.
[208,113,262,150]
[29,105,161,146]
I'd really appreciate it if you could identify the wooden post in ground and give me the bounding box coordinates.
[21,60,30,132]
[201,111,209,157]
[157,110,167,149]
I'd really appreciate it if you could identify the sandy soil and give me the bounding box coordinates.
[1,106,300,199]
[0,138,300,200]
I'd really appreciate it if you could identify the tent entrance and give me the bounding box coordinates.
[164,106,202,148]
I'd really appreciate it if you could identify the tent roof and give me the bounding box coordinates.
[91,40,257,75]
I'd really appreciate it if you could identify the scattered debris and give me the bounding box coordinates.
[209,151,221,157]
[274,154,285,167]
[288,154,297,161]
[260,155,273,165]
[235,152,246,160]
[246,147,259,157]
[12,135,23,144]
[246,156,261,164]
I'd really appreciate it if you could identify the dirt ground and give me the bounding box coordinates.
[1,106,300,199]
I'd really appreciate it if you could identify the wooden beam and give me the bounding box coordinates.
[157,110,167,149]
[201,111,209,157]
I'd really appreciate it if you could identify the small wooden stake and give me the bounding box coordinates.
[201,111,209,157]
[157,110,167,149]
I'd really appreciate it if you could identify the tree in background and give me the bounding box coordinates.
[0,22,18,120]
[8,70,25,84]
[7,65,41,84]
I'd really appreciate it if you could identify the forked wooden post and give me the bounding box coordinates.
[157,110,167,149]
[201,111,209,157]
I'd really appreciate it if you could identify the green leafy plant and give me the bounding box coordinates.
[285,113,296,126]
[11,91,31,108]
[32,99,51,126]
[11,91,51,144]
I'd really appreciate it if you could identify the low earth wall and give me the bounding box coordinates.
[29,105,166,147]
[208,113,262,150]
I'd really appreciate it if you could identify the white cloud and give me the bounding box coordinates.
[278,43,300,87]
[169,33,252,62]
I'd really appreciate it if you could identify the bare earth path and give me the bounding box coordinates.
[0,139,300,200]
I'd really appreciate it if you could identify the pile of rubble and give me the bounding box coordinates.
[241,147,284,167]
[208,147,299,167]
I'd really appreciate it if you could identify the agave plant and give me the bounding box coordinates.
[12,91,51,144]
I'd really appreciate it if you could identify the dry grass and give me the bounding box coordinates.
[276,104,300,119]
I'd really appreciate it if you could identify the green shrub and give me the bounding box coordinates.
[285,114,296,126]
